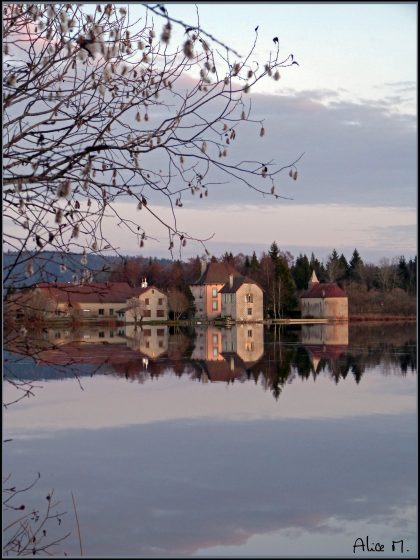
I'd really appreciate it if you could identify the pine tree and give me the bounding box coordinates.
[250,251,259,271]
[349,249,363,281]
[269,241,280,261]
[292,254,311,290]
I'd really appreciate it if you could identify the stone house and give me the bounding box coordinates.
[9,279,168,323]
[189,261,241,320]
[300,271,348,320]
[219,275,264,322]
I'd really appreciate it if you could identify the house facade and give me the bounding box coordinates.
[219,275,264,322]
[9,280,168,323]
[189,261,241,320]
[300,271,348,320]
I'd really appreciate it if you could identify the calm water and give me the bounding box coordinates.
[3,322,417,557]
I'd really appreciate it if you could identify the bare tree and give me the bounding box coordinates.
[168,288,189,320]
[3,473,70,557]
[3,3,302,289]
[125,296,145,325]
[377,257,399,292]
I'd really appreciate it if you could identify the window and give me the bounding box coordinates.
[213,334,218,344]
[146,341,150,348]
[143,329,152,336]
[109,331,114,338]
[247,308,252,315]
[212,301,218,311]
[230,294,234,303]
[98,308,104,315]
[117,329,125,336]
[144,309,151,317]
[54,332,61,339]
[98,331,105,338]
[246,294,253,303]
[157,329,165,336]
[247,329,253,338]
[158,298,163,305]
[212,287,218,298]
[145,298,150,305]
[159,340,163,348]
[213,347,218,357]
[157,309,165,317]
[109,308,114,315]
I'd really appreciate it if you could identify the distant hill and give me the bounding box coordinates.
[3,251,173,289]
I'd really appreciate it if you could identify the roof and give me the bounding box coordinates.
[35,282,164,305]
[192,262,241,285]
[219,275,261,294]
[300,282,347,299]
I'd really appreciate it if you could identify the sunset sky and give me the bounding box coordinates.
[117,2,416,264]
[5,3,416,265]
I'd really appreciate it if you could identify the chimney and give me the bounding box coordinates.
[229,274,233,289]
[141,277,148,288]
[200,259,207,276]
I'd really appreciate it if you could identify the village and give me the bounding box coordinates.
[6,259,349,327]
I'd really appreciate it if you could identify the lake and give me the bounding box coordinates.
[3,322,417,557]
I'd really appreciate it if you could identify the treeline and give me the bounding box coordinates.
[108,243,417,318]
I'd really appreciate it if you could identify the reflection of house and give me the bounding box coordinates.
[20,325,170,381]
[125,325,169,359]
[301,322,349,371]
[191,326,224,361]
[220,275,263,322]
[11,280,168,323]
[191,325,264,383]
[221,324,264,364]
[300,271,348,320]
[190,261,241,320]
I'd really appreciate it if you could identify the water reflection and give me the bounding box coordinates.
[4,322,416,400]
[3,322,417,557]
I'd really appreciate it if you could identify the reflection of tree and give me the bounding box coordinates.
[3,323,416,406]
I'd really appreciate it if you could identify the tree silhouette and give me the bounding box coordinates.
[4,3,302,290]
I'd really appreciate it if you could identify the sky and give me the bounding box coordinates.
[4,3,417,265]
[119,2,417,264]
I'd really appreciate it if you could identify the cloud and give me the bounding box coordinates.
[4,413,417,556]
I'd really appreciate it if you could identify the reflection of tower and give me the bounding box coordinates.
[301,323,349,371]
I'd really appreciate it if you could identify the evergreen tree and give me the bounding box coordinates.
[250,251,260,271]
[398,256,409,291]
[349,248,363,281]
[326,249,341,282]
[292,254,311,290]
[339,253,349,279]
[269,241,280,261]
[309,253,327,282]
[274,255,297,317]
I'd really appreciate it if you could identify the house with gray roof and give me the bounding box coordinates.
[219,274,264,322]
